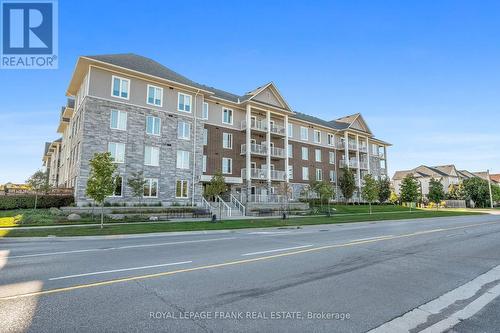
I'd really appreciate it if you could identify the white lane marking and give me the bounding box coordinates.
[368,264,500,333]
[350,235,394,242]
[49,261,193,281]
[7,237,237,259]
[421,283,500,333]
[241,245,313,256]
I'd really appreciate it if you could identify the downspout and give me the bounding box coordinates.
[191,89,201,206]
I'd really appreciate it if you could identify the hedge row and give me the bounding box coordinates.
[0,195,74,210]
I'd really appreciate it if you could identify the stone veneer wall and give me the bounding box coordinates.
[75,97,204,206]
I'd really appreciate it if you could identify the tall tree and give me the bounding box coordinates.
[463,177,490,208]
[26,170,52,209]
[339,167,356,203]
[399,174,419,211]
[361,174,379,214]
[377,178,391,203]
[127,171,147,206]
[428,178,445,209]
[204,172,227,201]
[85,152,117,228]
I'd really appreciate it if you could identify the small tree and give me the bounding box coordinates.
[204,172,227,201]
[311,181,335,211]
[361,174,379,214]
[463,177,490,208]
[400,174,419,211]
[85,152,117,228]
[128,171,147,206]
[26,170,52,209]
[377,178,391,203]
[339,167,356,204]
[447,182,466,200]
[277,182,293,216]
[428,178,445,209]
[389,191,399,205]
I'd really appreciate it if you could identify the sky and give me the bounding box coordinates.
[1,0,499,183]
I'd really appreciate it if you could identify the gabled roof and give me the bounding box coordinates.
[457,170,476,179]
[333,113,373,134]
[432,165,458,177]
[240,82,292,111]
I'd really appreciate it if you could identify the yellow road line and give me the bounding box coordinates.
[1,221,497,301]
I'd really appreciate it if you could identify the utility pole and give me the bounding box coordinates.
[487,169,494,209]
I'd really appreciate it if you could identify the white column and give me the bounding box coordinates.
[266,111,271,190]
[367,139,371,175]
[356,135,361,202]
[284,115,289,183]
[344,132,349,169]
[383,145,388,179]
[245,105,252,196]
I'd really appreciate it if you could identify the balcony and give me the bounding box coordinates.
[241,143,285,158]
[359,145,368,153]
[340,159,359,168]
[348,141,358,151]
[269,123,286,136]
[241,119,267,132]
[336,141,345,149]
[359,161,369,170]
[246,194,289,203]
[241,168,287,181]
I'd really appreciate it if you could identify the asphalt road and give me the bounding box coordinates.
[1,214,500,333]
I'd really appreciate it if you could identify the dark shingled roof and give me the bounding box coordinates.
[83,53,372,133]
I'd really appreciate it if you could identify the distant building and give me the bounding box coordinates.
[392,164,498,196]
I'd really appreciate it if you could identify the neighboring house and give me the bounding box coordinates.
[490,174,500,185]
[393,164,498,197]
[43,53,391,206]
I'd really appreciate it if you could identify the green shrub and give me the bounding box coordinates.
[0,195,74,210]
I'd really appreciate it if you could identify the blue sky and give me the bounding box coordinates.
[1,0,499,183]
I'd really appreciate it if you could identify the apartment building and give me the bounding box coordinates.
[392,164,498,196]
[44,54,390,206]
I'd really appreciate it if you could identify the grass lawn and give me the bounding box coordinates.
[0,209,483,237]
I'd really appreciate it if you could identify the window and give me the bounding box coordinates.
[300,126,308,140]
[316,168,323,181]
[222,108,233,125]
[112,76,129,99]
[110,110,127,130]
[144,146,160,166]
[315,149,321,162]
[301,147,308,160]
[223,133,233,149]
[178,93,192,112]
[108,142,125,163]
[302,167,309,180]
[143,178,158,198]
[147,85,163,106]
[329,151,335,164]
[222,158,232,174]
[288,144,293,158]
[288,165,293,180]
[112,176,122,197]
[176,150,190,169]
[176,180,188,198]
[146,116,161,135]
[314,130,321,143]
[202,155,207,173]
[203,128,208,145]
[329,170,336,182]
[202,102,209,120]
[327,133,335,146]
[178,121,191,140]
[288,123,293,137]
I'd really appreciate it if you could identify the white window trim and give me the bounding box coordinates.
[178,121,191,140]
[144,178,159,198]
[202,155,207,173]
[108,142,125,164]
[111,75,130,100]
[144,146,160,166]
[327,134,335,146]
[146,116,161,136]
[222,108,234,125]
[316,168,323,181]
[178,92,192,113]
[146,84,163,107]
[223,133,233,149]
[301,147,308,160]
[315,149,322,162]
[176,150,190,169]
[222,157,232,174]
[203,128,208,145]
[300,126,309,141]
[110,110,127,131]
[175,180,189,199]
[110,176,123,197]
[202,102,209,120]
[314,130,321,143]
[302,167,309,180]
